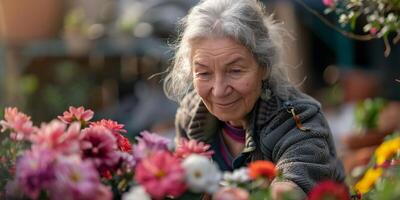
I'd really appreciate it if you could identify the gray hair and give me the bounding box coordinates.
[163,0,292,103]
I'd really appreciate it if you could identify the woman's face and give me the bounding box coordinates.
[191,37,266,127]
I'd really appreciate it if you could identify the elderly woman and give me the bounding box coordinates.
[163,0,345,197]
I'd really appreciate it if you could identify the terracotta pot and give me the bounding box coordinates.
[0,0,64,44]
[342,129,392,150]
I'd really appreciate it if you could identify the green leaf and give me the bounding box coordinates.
[250,189,271,200]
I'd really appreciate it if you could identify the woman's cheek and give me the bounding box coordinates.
[194,80,210,97]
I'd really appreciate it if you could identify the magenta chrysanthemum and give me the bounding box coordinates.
[49,156,112,200]
[135,151,187,199]
[0,107,36,140]
[174,138,214,159]
[58,106,94,125]
[80,126,119,170]
[16,148,56,199]
[90,120,132,153]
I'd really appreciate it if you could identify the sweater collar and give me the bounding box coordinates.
[185,91,280,153]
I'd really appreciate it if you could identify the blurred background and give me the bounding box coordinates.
[0,0,399,175]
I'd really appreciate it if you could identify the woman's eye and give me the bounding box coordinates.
[229,69,242,74]
[195,72,211,78]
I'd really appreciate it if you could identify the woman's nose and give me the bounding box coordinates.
[212,75,231,98]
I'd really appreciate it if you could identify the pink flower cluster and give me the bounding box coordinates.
[0,107,37,140]
[131,131,215,199]
[1,106,134,200]
[1,106,217,200]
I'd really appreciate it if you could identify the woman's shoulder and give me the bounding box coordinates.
[256,87,323,128]
[256,87,333,147]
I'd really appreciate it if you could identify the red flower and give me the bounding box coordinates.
[115,134,132,153]
[248,160,276,181]
[308,180,350,200]
[101,170,113,180]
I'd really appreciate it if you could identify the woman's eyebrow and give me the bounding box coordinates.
[224,57,244,66]
[193,61,209,67]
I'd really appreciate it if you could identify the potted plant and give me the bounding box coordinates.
[0,0,64,45]
[342,98,388,150]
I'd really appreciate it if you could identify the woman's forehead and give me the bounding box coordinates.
[190,37,251,58]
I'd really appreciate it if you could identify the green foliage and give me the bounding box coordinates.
[250,189,271,200]
[0,134,29,197]
[354,98,386,131]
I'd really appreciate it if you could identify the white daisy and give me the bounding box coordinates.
[182,154,222,193]
[122,186,151,200]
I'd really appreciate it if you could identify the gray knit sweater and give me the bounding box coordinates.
[175,87,345,196]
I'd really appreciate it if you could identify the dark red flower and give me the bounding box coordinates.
[101,170,113,180]
[308,180,350,200]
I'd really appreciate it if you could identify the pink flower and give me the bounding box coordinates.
[174,138,214,159]
[90,119,127,134]
[31,120,81,155]
[90,120,132,153]
[80,126,119,170]
[213,187,250,200]
[322,0,335,7]
[308,180,350,200]
[0,107,36,141]
[133,131,170,161]
[135,151,187,199]
[16,148,56,199]
[49,156,112,200]
[370,27,378,35]
[114,151,136,174]
[58,106,94,126]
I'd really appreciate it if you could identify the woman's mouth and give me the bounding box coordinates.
[214,99,240,108]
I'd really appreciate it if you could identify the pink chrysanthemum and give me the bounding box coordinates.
[174,138,214,159]
[58,106,94,126]
[31,120,81,155]
[16,148,56,199]
[133,131,170,161]
[90,119,127,134]
[49,155,113,200]
[80,126,119,170]
[135,151,187,199]
[308,180,350,200]
[90,120,132,153]
[0,107,36,141]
